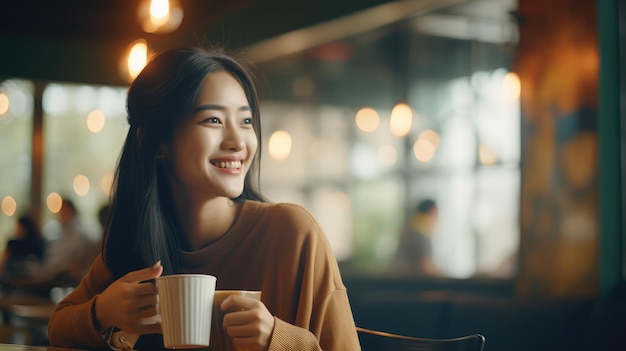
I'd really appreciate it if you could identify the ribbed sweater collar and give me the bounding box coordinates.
[179,200,262,268]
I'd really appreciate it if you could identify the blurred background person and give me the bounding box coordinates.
[35,198,98,287]
[391,199,441,276]
[0,214,46,277]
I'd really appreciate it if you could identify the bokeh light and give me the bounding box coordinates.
[268,130,292,161]
[127,39,148,80]
[418,129,440,149]
[87,109,106,133]
[389,103,413,137]
[73,174,90,196]
[355,107,380,132]
[413,139,437,162]
[139,0,183,34]
[501,72,521,104]
[47,193,63,214]
[479,143,498,165]
[0,92,9,116]
[1,196,17,216]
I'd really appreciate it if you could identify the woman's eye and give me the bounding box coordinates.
[203,117,220,124]
[242,118,253,125]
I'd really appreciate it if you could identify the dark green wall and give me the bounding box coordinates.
[598,0,624,297]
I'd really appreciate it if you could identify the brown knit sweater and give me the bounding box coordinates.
[48,201,361,350]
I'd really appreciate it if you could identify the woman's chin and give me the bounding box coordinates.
[222,187,245,199]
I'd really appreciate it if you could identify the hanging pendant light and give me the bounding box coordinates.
[119,39,149,82]
[138,0,184,34]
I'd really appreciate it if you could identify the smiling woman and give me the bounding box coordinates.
[47,47,361,351]
[162,70,258,206]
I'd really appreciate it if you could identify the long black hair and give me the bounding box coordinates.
[103,47,266,278]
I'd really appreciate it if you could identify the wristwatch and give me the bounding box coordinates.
[102,327,139,350]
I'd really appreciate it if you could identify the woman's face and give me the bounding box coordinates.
[163,70,258,200]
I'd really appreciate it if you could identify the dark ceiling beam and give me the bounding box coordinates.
[0,0,398,86]
[240,0,469,63]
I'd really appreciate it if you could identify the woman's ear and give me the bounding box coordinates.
[157,144,168,159]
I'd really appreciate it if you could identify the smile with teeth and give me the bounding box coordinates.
[211,160,242,169]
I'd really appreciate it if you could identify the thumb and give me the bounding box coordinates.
[121,261,163,283]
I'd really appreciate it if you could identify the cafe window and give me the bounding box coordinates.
[0,79,34,245]
[255,3,520,278]
[0,1,521,280]
[41,83,128,236]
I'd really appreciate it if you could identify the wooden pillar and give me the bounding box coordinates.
[30,81,45,226]
[515,0,600,297]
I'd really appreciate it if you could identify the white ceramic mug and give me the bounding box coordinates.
[156,274,217,349]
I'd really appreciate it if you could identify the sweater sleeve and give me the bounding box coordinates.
[266,204,362,351]
[48,254,115,349]
[268,289,361,351]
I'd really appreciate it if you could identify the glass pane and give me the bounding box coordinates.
[260,102,354,261]
[0,79,34,246]
[256,0,520,279]
[42,83,128,239]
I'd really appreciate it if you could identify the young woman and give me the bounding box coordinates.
[48,47,361,351]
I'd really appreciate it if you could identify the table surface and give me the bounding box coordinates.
[0,345,85,351]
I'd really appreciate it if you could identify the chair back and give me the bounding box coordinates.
[357,326,485,351]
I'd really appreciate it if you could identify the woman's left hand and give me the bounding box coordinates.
[221,295,275,351]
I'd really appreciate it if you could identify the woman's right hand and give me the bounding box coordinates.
[95,261,163,334]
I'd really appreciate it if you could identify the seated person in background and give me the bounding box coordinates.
[35,199,97,286]
[0,214,46,276]
[391,199,442,276]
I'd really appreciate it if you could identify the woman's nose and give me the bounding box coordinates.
[221,125,245,151]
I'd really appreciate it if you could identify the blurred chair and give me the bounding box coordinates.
[350,290,449,338]
[357,326,485,351]
[441,293,593,351]
[0,293,56,345]
[6,303,55,345]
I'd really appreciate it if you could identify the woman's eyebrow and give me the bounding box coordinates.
[192,104,251,113]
